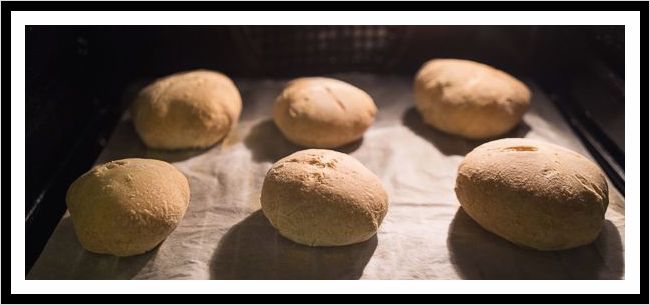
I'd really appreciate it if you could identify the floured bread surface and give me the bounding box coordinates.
[260,149,388,246]
[414,59,531,139]
[455,138,609,251]
[273,77,377,148]
[131,69,242,149]
[66,158,191,256]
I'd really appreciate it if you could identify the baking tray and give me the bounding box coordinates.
[27,73,625,280]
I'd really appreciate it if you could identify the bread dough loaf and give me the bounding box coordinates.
[455,138,609,251]
[66,158,191,256]
[131,69,242,149]
[260,149,388,246]
[273,77,377,148]
[414,59,531,139]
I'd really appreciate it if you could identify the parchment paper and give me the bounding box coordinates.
[28,74,625,280]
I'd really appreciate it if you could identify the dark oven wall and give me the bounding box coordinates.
[25,25,624,272]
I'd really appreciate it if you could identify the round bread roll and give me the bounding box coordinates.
[66,158,191,256]
[414,59,531,139]
[131,69,242,150]
[273,77,377,148]
[455,138,609,251]
[260,149,388,246]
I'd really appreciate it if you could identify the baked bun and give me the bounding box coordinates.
[66,158,191,256]
[261,149,388,246]
[131,69,242,149]
[273,77,377,148]
[455,138,609,250]
[414,59,531,139]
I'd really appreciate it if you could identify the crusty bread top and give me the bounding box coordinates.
[458,138,608,212]
[265,149,387,216]
[132,70,241,122]
[415,59,531,109]
[272,77,377,148]
[275,77,376,125]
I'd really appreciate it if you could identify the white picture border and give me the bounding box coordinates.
[10,10,641,294]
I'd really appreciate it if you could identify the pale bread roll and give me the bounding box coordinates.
[131,70,242,149]
[260,149,388,246]
[273,77,377,148]
[66,158,190,256]
[455,138,609,250]
[414,59,531,139]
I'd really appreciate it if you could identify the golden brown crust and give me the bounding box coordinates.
[414,59,531,139]
[260,149,388,246]
[455,138,609,250]
[66,158,191,256]
[131,70,242,149]
[273,77,377,148]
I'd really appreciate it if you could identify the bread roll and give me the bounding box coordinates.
[260,149,388,246]
[131,69,242,149]
[66,158,190,256]
[273,77,377,148]
[414,59,531,139]
[455,138,609,250]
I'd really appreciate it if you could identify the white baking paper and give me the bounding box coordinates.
[27,74,625,280]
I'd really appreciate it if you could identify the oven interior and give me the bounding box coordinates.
[25,25,625,272]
